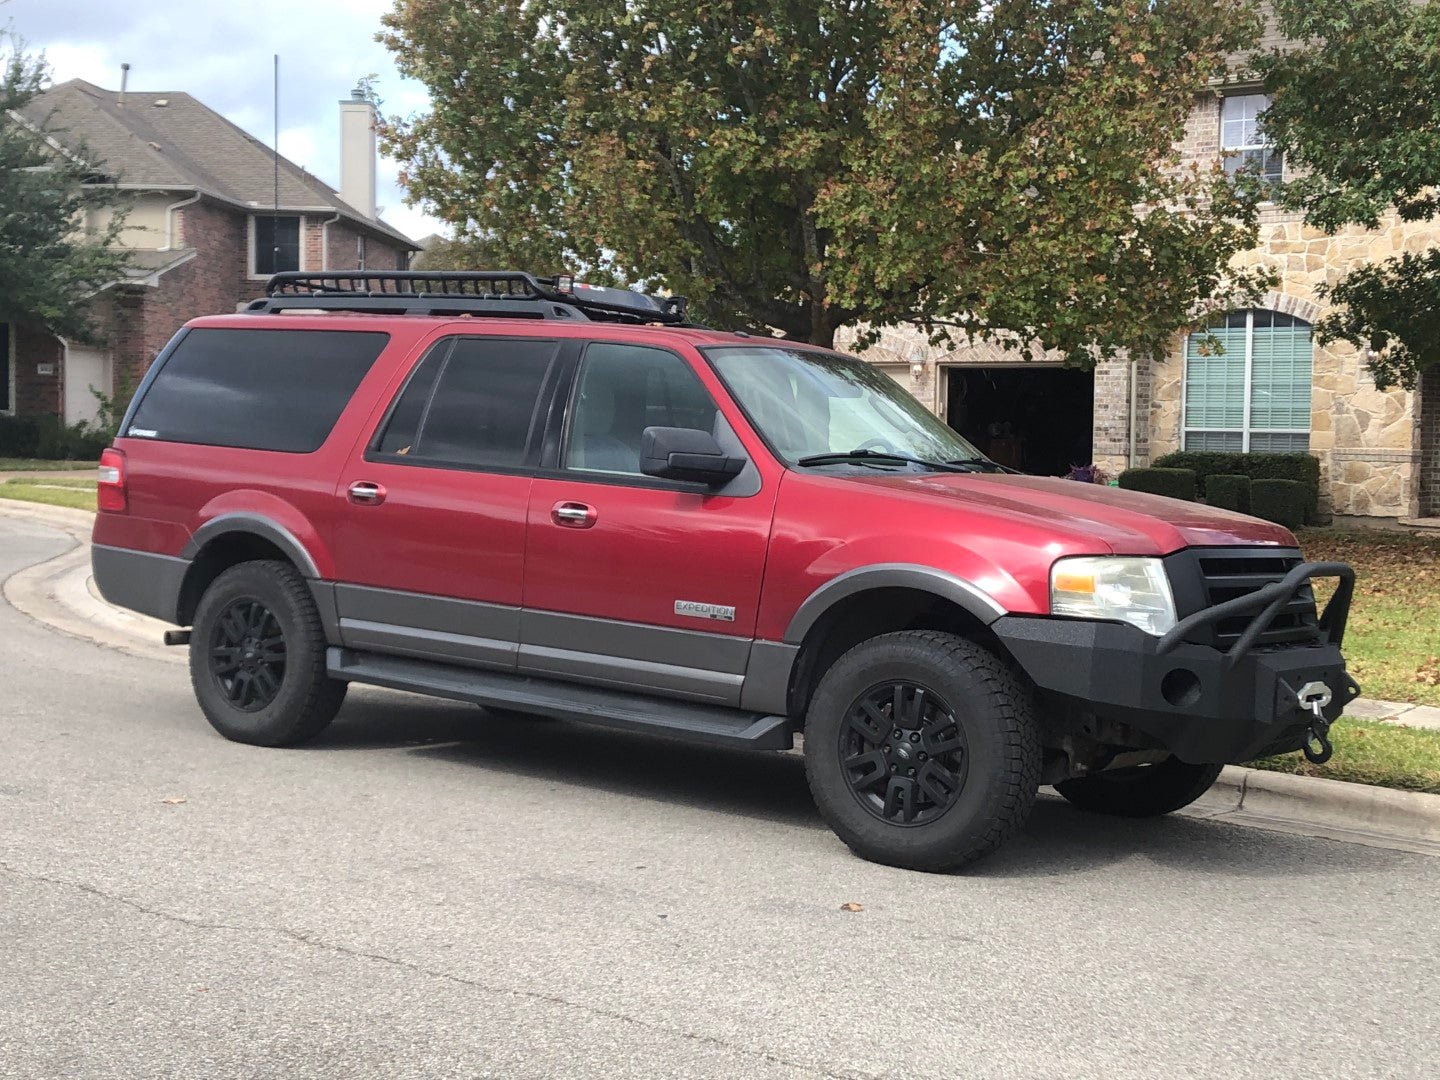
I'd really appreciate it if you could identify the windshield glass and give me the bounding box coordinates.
[705,345,985,466]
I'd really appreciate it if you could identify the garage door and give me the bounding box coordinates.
[64,345,111,427]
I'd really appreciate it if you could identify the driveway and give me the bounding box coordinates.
[2,514,1437,1079]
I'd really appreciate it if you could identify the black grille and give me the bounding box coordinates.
[1193,550,1319,649]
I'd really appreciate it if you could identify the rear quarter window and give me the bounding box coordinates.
[127,328,389,453]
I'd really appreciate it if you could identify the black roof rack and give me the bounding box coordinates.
[248,271,696,326]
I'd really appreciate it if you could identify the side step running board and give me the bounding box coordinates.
[326,648,793,751]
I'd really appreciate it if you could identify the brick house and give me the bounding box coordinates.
[842,20,1439,525]
[2,80,417,426]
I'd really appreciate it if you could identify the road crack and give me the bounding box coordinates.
[0,861,872,1080]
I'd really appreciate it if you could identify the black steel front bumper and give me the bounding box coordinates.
[992,561,1360,765]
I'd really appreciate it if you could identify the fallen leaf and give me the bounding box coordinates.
[160,796,187,805]
[839,902,863,912]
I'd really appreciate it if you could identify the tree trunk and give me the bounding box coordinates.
[809,300,837,349]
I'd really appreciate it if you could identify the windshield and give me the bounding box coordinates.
[705,345,986,466]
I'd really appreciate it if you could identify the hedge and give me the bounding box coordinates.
[1251,479,1308,529]
[1205,474,1251,514]
[0,415,109,461]
[1150,451,1320,522]
[1117,467,1197,502]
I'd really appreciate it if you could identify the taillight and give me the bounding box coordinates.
[97,448,127,513]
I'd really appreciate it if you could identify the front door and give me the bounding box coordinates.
[522,341,777,706]
[331,334,566,671]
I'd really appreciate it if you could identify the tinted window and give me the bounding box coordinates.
[410,337,556,468]
[254,215,301,275]
[375,344,446,455]
[128,328,387,452]
[566,343,718,475]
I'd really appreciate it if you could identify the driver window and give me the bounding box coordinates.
[566,343,719,476]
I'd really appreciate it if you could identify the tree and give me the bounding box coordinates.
[381,0,1271,356]
[0,30,132,338]
[1255,0,1440,389]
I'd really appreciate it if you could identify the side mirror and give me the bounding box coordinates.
[640,426,747,486]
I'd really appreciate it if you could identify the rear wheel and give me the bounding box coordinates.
[190,560,345,747]
[1054,757,1223,817]
[804,630,1041,872]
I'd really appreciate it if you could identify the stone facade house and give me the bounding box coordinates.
[2,80,417,427]
[842,23,1438,524]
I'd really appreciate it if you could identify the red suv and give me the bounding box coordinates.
[93,272,1358,871]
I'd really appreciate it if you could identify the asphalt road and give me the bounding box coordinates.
[2,515,1439,1080]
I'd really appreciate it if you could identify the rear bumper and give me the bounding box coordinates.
[992,616,1359,765]
[91,544,188,624]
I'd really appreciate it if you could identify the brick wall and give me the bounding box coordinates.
[299,215,411,274]
[1420,365,1440,518]
[11,324,63,416]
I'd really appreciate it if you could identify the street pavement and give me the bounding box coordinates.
[2,514,1438,1079]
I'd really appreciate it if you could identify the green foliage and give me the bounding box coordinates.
[1117,467,1197,501]
[1255,0,1440,387]
[0,414,106,460]
[0,31,134,338]
[1204,474,1251,514]
[1250,478,1307,530]
[380,0,1272,351]
[1151,450,1320,521]
[88,368,136,438]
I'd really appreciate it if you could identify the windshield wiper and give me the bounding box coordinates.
[795,449,977,473]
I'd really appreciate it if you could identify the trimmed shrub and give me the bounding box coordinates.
[1151,451,1321,523]
[1117,467,1197,502]
[1205,474,1251,514]
[1250,479,1307,529]
[0,415,42,457]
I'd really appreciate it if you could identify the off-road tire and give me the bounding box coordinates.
[804,630,1042,872]
[190,560,346,747]
[1054,757,1223,818]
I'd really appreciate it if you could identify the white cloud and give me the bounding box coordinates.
[7,0,448,242]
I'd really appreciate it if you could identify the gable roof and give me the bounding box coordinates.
[18,79,415,249]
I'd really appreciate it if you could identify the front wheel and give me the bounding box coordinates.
[804,630,1042,872]
[189,560,346,747]
[1054,757,1223,818]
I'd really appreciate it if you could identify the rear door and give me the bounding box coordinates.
[330,333,568,671]
[521,340,778,706]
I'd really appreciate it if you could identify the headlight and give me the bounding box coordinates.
[1050,556,1177,636]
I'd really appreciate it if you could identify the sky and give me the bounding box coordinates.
[4,0,447,243]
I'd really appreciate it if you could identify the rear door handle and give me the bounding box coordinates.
[348,481,386,505]
[551,501,597,528]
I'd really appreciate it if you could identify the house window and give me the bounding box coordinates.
[1183,309,1313,453]
[252,214,301,276]
[1222,94,1283,185]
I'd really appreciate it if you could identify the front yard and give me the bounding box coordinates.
[0,476,97,512]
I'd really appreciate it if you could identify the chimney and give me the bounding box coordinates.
[119,62,130,105]
[339,87,377,220]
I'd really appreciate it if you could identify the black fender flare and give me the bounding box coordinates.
[181,514,322,579]
[783,563,1007,645]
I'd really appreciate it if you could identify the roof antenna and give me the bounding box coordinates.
[119,62,130,105]
[272,54,280,271]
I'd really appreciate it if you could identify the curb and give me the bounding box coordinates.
[2,498,1439,857]
[0,501,179,665]
[1177,766,1440,856]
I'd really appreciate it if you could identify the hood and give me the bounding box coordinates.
[840,472,1295,555]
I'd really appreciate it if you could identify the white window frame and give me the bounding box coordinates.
[1221,93,1283,185]
[2,322,15,416]
[248,213,304,279]
[1181,310,1312,453]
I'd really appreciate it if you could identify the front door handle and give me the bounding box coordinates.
[348,481,387,505]
[551,501,598,528]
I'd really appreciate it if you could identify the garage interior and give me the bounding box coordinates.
[944,366,1095,477]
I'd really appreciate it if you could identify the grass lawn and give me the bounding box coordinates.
[1297,527,1440,707]
[0,477,97,512]
[0,458,97,472]
[1246,716,1440,794]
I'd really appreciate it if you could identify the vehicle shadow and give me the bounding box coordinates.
[315,691,1416,879]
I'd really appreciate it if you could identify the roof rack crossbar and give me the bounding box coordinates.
[261,271,696,326]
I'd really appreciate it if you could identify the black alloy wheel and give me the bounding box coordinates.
[841,681,969,826]
[208,597,287,712]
